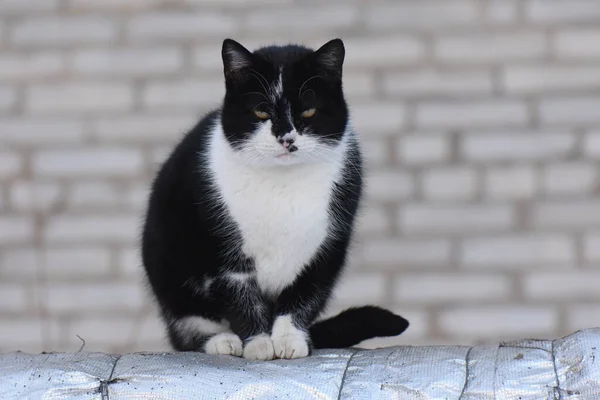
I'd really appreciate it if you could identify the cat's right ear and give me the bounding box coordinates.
[222,39,253,80]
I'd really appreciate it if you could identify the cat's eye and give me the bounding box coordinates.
[301,108,316,118]
[254,110,270,120]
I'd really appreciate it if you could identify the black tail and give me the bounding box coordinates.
[308,306,409,349]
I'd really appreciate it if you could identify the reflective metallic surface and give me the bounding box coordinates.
[2,329,599,399]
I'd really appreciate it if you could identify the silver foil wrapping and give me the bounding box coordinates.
[2,328,599,399]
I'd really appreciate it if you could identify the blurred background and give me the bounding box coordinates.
[1,0,600,354]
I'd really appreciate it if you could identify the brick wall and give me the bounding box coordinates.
[1,0,600,353]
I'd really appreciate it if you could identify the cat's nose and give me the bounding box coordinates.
[278,137,295,148]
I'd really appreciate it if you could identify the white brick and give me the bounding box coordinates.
[44,214,139,243]
[27,82,133,113]
[46,247,112,278]
[68,0,162,9]
[0,119,85,145]
[486,0,519,23]
[417,100,528,129]
[461,235,575,268]
[0,0,59,12]
[422,167,477,200]
[68,182,121,209]
[382,69,493,97]
[73,48,183,76]
[152,146,172,168]
[142,79,224,109]
[0,319,43,346]
[344,36,424,68]
[394,273,511,303]
[185,0,292,5]
[361,138,390,167]
[245,6,357,32]
[503,66,600,94]
[33,148,143,178]
[356,206,392,236]
[435,32,546,63]
[584,232,600,262]
[397,135,450,165]
[117,247,141,278]
[193,44,230,71]
[66,317,134,350]
[540,96,600,125]
[0,248,37,279]
[11,17,117,46]
[566,305,600,332]
[556,29,600,58]
[0,86,16,110]
[46,282,144,313]
[439,307,557,337]
[485,166,537,199]
[524,272,600,300]
[10,182,61,212]
[542,163,596,195]
[0,53,64,80]
[583,131,600,158]
[534,201,600,228]
[366,171,414,201]
[0,217,34,245]
[401,204,513,234]
[363,239,451,267]
[350,102,405,136]
[123,184,149,210]
[0,151,22,179]
[342,72,376,99]
[91,113,196,143]
[366,1,479,30]
[0,284,28,312]
[527,0,600,22]
[462,132,575,161]
[128,12,236,40]
[333,273,387,304]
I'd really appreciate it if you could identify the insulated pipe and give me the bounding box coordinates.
[2,328,599,399]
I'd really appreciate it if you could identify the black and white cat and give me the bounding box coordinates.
[141,38,409,361]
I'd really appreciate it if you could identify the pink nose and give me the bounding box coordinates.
[278,137,295,148]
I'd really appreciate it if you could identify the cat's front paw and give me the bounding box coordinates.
[243,334,275,361]
[204,332,243,357]
[271,315,309,359]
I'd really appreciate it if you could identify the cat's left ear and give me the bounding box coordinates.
[222,38,253,79]
[313,38,345,78]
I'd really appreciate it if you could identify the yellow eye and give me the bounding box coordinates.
[254,110,270,120]
[301,108,316,118]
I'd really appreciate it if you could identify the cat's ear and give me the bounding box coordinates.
[222,38,253,79]
[313,38,345,78]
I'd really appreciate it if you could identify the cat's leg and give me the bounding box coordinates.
[213,271,275,361]
[167,315,243,356]
[271,240,349,359]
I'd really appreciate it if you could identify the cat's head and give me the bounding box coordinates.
[219,38,349,167]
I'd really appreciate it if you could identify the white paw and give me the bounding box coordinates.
[272,332,309,359]
[242,334,275,361]
[204,332,243,357]
[271,315,310,359]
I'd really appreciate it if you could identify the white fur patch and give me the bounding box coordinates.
[208,122,349,295]
[227,272,253,283]
[204,332,243,356]
[271,315,309,359]
[173,316,229,337]
[243,333,275,361]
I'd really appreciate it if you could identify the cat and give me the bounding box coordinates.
[141,38,409,361]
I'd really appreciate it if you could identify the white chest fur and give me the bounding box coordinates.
[208,125,347,295]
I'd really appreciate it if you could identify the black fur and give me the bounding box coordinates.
[141,38,409,356]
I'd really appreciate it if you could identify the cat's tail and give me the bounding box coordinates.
[308,306,409,349]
